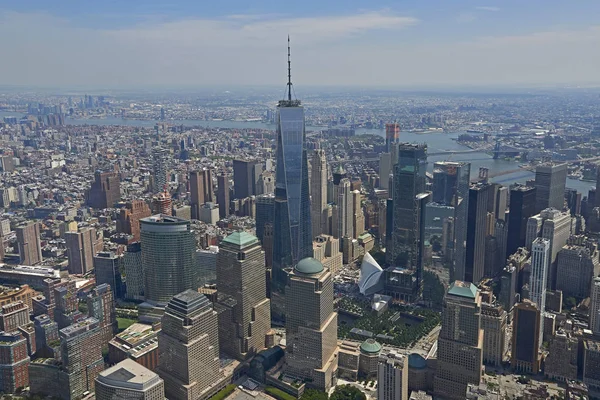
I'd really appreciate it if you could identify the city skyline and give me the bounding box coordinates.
[1,1,600,88]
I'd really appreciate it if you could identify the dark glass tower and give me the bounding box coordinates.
[465,183,491,283]
[273,38,312,286]
[506,185,537,258]
[391,143,427,268]
[432,161,471,282]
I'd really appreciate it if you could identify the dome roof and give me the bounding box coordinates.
[294,257,324,275]
[360,339,382,354]
[408,353,427,369]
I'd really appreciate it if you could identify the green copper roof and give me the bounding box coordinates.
[360,339,382,354]
[294,257,324,275]
[447,281,478,299]
[221,231,258,248]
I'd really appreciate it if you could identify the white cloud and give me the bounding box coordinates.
[475,6,500,12]
[0,10,599,88]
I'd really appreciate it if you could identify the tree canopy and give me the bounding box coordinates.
[330,385,366,400]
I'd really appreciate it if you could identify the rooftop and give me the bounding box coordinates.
[294,257,324,275]
[221,231,258,248]
[97,358,161,390]
[360,339,382,354]
[447,281,478,299]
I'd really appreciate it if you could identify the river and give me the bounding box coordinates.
[0,111,593,194]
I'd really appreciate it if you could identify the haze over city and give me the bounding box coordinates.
[2,0,600,88]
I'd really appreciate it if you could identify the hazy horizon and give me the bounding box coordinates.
[1,0,600,88]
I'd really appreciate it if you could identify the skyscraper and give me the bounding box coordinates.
[335,178,353,239]
[152,148,170,193]
[285,257,338,391]
[158,290,222,400]
[506,185,537,258]
[377,351,408,400]
[511,300,541,374]
[15,221,42,265]
[233,159,261,199]
[432,161,470,281]
[391,143,427,268]
[385,123,400,152]
[65,227,96,275]
[556,238,600,299]
[534,163,567,213]
[94,251,123,298]
[525,208,572,289]
[255,194,275,244]
[434,281,483,399]
[123,242,144,301]
[60,317,105,396]
[590,277,600,335]
[88,170,121,209]
[87,283,117,347]
[311,149,328,238]
[216,232,271,360]
[272,40,313,286]
[0,331,30,394]
[216,174,231,219]
[117,199,152,241]
[95,358,165,400]
[140,215,197,304]
[465,183,491,283]
[190,169,214,220]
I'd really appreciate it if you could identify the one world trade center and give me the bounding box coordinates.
[272,37,313,287]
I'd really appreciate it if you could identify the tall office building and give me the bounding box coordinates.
[526,208,572,289]
[377,351,408,400]
[152,148,170,192]
[311,149,328,238]
[233,160,261,199]
[432,161,470,281]
[190,169,214,220]
[556,238,600,299]
[87,283,117,346]
[530,238,550,348]
[88,170,121,209]
[123,242,144,301]
[352,190,365,238]
[256,194,275,244]
[534,163,567,213]
[335,178,353,239]
[65,227,96,275]
[94,251,123,298]
[60,317,105,396]
[0,331,30,394]
[15,221,42,265]
[216,174,231,219]
[0,301,30,333]
[434,281,483,399]
[117,199,152,241]
[385,122,400,152]
[285,258,338,390]
[506,185,537,258]
[465,183,491,283]
[216,232,271,360]
[511,300,541,374]
[272,44,313,286]
[481,301,507,367]
[379,153,392,191]
[391,143,427,268]
[158,290,222,400]
[140,215,197,304]
[590,277,600,335]
[95,358,165,400]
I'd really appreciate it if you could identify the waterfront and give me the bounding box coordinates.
[0,111,593,194]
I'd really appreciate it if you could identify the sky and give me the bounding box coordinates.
[1,0,600,89]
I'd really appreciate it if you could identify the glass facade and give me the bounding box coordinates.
[140,215,197,304]
[273,101,313,285]
[432,161,470,281]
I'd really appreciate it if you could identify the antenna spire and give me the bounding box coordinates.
[287,35,292,101]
